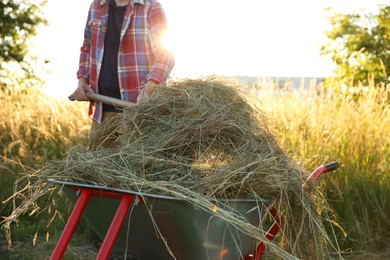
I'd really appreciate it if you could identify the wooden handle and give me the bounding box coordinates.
[87,92,134,108]
[68,92,134,109]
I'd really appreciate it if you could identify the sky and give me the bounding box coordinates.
[30,0,388,97]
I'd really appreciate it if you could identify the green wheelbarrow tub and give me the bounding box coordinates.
[50,179,267,260]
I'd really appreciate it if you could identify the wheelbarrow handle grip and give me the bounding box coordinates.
[324,161,339,172]
[305,161,339,183]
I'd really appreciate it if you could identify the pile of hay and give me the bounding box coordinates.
[2,78,336,259]
[61,78,302,200]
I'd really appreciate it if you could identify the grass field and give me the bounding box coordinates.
[0,79,389,259]
[251,79,390,257]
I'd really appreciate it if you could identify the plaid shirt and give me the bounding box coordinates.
[77,0,175,122]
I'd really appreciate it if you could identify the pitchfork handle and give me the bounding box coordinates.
[68,92,134,109]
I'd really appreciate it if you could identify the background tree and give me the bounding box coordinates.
[321,5,390,86]
[0,0,47,87]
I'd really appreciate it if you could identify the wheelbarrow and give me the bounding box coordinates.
[49,179,267,260]
[55,93,339,259]
[49,161,338,260]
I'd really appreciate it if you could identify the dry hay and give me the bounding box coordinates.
[2,77,339,259]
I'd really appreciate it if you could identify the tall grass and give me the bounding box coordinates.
[249,79,390,255]
[0,86,90,243]
[1,79,389,257]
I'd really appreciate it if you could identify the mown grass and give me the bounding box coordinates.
[1,79,389,258]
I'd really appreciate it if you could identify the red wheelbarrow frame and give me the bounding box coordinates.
[50,161,338,260]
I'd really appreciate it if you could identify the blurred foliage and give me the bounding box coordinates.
[0,0,48,89]
[321,4,390,86]
[0,0,47,66]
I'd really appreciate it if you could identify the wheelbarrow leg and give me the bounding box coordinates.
[255,207,281,259]
[96,195,135,260]
[51,186,139,260]
[243,207,281,260]
[51,189,91,260]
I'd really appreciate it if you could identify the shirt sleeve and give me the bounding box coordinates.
[145,3,175,84]
[77,8,92,80]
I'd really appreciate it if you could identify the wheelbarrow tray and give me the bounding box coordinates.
[50,179,266,260]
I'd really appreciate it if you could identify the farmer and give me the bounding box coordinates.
[69,0,174,252]
[70,0,175,151]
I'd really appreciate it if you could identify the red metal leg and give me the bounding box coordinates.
[254,208,280,259]
[243,207,281,260]
[51,187,139,259]
[51,189,91,260]
[96,195,135,260]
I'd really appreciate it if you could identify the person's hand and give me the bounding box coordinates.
[70,78,95,101]
[137,81,157,103]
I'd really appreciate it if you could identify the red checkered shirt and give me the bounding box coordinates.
[77,0,175,122]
